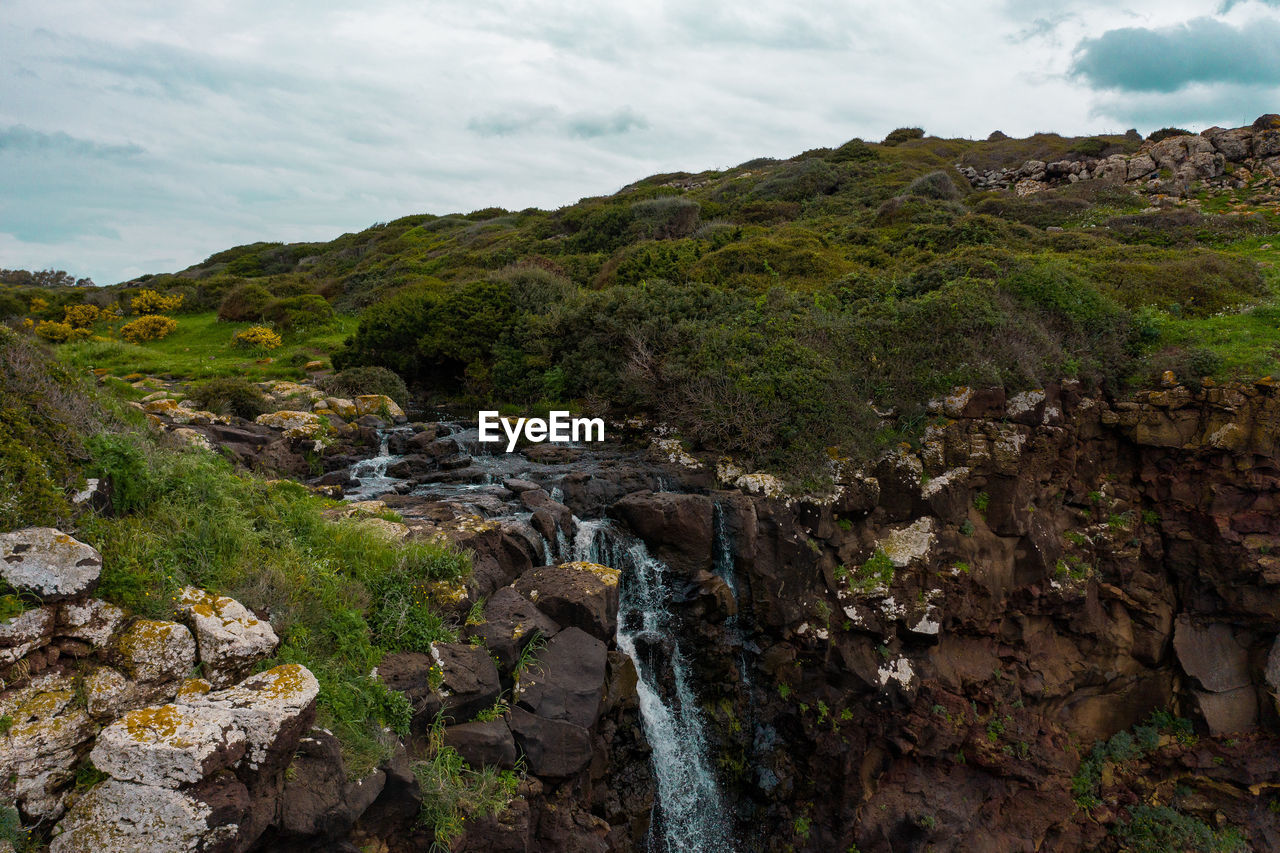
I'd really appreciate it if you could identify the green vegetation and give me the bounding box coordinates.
[851,549,895,592]
[1072,710,1198,809]
[5,125,1279,485]
[413,720,521,848]
[1114,805,1247,853]
[0,804,34,852]
[316,365,411,407]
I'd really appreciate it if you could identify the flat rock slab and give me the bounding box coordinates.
[0,528,102,600]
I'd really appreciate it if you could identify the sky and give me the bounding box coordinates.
[2,1,1280,285]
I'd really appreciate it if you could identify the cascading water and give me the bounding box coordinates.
[574,519,736,853]
[345,428,408,501]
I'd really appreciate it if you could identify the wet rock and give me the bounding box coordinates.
[610,491,713,574]
[432,642,502,723]
[90,703,248,787]
[0,527,102,600]
[175,587,280,687]
[443,719,518,770]
[514,562,620,644]
[508,706,593,779]
[515,627,607,728]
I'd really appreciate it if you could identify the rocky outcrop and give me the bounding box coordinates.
[956,115,1280,198]
[175,587,279,687]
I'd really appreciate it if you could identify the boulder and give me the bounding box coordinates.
[507,706,593,779]
[114,619,198,699]
[443,719,518,770]
[254,410,325,439]
[84,666,138,719]
[1204,126,1253,161]
[465,586,560,674]
[1192,688,1258,736]
[355,395,407,423]
[90,704,247,787]
[49,774,250,853]
[0,528,102,600]
[175,587,279,687]
[610,492,713,575]
[515,627,606,729]
[513,563,620,644]
[177,664,320,773]
[57,598,126,648]
[1126,153,1156,180]
[432,643,502,723]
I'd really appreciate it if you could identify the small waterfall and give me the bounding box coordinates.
[574,520,736,853]
[711,503,740,604]
[345,429,405,501]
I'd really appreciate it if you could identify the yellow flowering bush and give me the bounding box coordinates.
[120,314,178,343]
[34,320,89,343]
[232,325,282,351]
[63,304,100,329]
[130,289,184,315]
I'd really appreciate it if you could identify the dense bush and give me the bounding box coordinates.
[62,304,100,328]
[1147,127,1192,143]
[264,293,335,331]
[120,314,178,343]
[187,377,269,419]
[217,282,273,321]
[317,366,411,406]
[34,320,88,343]
[904,170,961,201]
[882,127,925,146]
[130,289,184,314]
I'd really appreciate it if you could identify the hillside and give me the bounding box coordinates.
[5,118,1280,482]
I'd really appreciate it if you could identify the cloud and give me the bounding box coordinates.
[566,108,649,139]
[0,124,144,158]
[1071,17,1280,92]
[1219,0,1280,12]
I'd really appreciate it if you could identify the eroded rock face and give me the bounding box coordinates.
[515,627,607,729]
[0,528,101,600]
[114,619,197,704]
[175,587,279,687]
[57,598,126,647]
[0,672,94,819]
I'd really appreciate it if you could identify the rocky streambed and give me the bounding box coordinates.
[9,373,1280,851]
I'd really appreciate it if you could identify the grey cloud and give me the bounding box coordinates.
[0,124,144,158]
[1071,17,1280,92]
[1219,0,1280,12]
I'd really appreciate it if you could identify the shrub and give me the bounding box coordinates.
[62,304,100,329]
[120,315,178,343]
[130,289,184,315]
[187,377,269,419]
[882,127,925,146]
[34,320,88,343]
[1070,137,1108,157]
[1113,805,1247,853]
[751,159,842,202]
[232,325,282,351]
[217,282,273,321]
[263,294,335,331]
[0,293,23,319]
[317,366,410,407]
[904,171,961,201]
[1147,127,1192,143]
[629,197,701,240]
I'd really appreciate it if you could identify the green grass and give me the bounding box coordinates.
[413,720,521,847]
[58,311,357,382]
[77,430,469,776]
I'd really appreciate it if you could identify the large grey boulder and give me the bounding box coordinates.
[90,704,247,787]
[0,528,102,600]
[514,627,607,729]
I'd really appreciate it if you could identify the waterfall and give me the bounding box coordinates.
[711,502,740,603]
[574,520,736,853]
[345,429,403,501]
